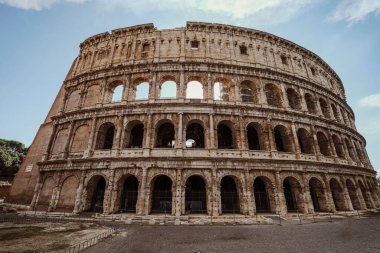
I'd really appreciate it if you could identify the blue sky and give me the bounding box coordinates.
[0,0,379,174]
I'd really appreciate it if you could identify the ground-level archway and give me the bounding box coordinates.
[346,179,361,210]
[283,177,305,213]
[151,175,173,214]
[220,176,240,214]
[86,176,106,213]
[119,176,139,213]
[329,178,346,211]
[185,175,207,214]
[309,178,328,212]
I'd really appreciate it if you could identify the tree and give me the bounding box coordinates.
[0,139,28,180]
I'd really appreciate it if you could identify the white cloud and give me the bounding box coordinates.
[329,0,380,24]
[0,0,87,10]
[358,93,380,108]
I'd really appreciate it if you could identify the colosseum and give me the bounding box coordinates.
[7,22,380,221]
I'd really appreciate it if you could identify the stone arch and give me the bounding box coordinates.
[65,89,81,112]
[316,131,331,156]
[70,124,90,152]
[329,178,346,211]
[283,176,307,213]
[286,88,302,110]
[217,120,236,149]
[220,175,241,214]
[353,141,364,162]
[246,122,265,150]
[358,180,371,209]
[273,125,293,152]
[155,119,176,148]
[185,121,205,148]
[185,175,207,214]
[116,174,139,213]
[134,79,150,100]
[319,97,331,118]
[309,177,329,212]
[83,84,100,107]
[123,120,144,148]
[264,83,282,107]
[344,138,355,160]
[95,122,116,150]
[150,175,173,214]
[240,80,258,103]
[213,78,230,101]
[332,134,345,158]
[253,176,276,213]
[84,175,107,213]
[51,128,68,155]
[186,80,204,99]
[346,179,361,210]
[331,103,340,121]
[56,175,79,211]
[37,176,55,210]
[305,93,317,114]
[160,80,177,99]
[104,80,124,103]
[297,128,314,154]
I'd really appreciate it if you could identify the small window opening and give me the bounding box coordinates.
[281,55,288,65]
[191,40,199,50]
[239,45,248,55]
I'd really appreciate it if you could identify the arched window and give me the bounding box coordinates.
[286,88,301,110]
[186,123,205,148]
[331,104,340,121]
[151,175,172,213]
[240,81,256,103]
[111,84,123,102]
[185,176,207,213]
[220,176,240,213]
[119,176,139,213]
[319,98,330,118]
[124,122,144,148]
[96,122,115,150]
[316,131,330,156]
[70,125,90,152]
[160,81,177,99]
[247,124,261,150]
[305,93,317,114]
[332,135,345,158]
[87,176,106,213]
[186,80,203,99]
[273,125,292,152]
[354,142,364,161]
[309,178,328,212]
[156,122,175,148]
[329,178,346,211]
[217,123,234,149]
[135,82,149,100]
[344,138,355,160]
[265,84,282,107]
[214,82,229,101]
[297,128,314,154]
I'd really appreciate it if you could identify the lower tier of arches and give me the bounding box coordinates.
[31,166,380,216]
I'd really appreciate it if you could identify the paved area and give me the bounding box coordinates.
[84,213,380,253]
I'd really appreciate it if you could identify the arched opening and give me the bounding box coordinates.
[346,179,361,210]
[111,84,123,102]
[96,123,115,150]
[344,138,355,160]
[358,181,371,209]
[217,123,234,149]
[286,88,302,110]
[56,176,78,211]
[124,122,144,148]
[309,178,328,212]
[332,135,345,158]
[220,176,240,214]
[254,177,271,212]
[119,176,139,213]
[70,125,90,152]
[354,142,364,162]
[331,104,340,121]
[247,124,261,150]
[240,81,257,103]
[297,128,314,154]
[135,82,149,100]
[160,80,177,99]
[265,84,282,107]
[186,80,203,99]
[185,176,207,214]
[329,178,346,211]
[87,176,106,213]
[214,82,229,101]
[155,122,175,148]
[316,131,330,156]
[305,93,317,114]
[319,98,331,118]
[84,84,100,107]
[274,125,292,152]
[151,175,172,214]
[185,123,205,148]
[283,177,305,213]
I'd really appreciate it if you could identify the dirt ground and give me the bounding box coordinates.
[0,222,109,252]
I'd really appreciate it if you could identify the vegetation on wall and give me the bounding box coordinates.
[0,139,28,180]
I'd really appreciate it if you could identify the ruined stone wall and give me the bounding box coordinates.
[8,22,379,216]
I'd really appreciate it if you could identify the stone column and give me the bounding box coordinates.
[244,170,254,215]
[340,176,354,211]
[30,176,44,210]
[239,115,247,150]
[291,122,300,158]
[275,171,287,215]
[122,73,131,102]
[73,171,86,214]
[44,123,58,160]
[63,121,75,158]
[211,168,219,216]
[207,72,213,103]
[136,168,148,215]
[310,124,321,161]
[104,169,116,214]
[209,114,215,149]
[327,130,338,160]
[113,116,124,150]
[84,117,97,158]
[149,71,157,102]
[174,169,183,216]
[323,174,336,212]
[176,113,183,149]
[280,83,290,109]
[302,173,314,213]
[179,69,185,100]
[266,118,275,152]
[257,77,267,105]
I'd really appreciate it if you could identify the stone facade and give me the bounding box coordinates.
[8,22,379,218]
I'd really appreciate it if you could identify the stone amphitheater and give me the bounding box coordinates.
[7,22,379,221]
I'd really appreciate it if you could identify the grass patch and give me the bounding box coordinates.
[0,226,44,241]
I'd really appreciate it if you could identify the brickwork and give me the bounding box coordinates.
[8,22,379,218]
